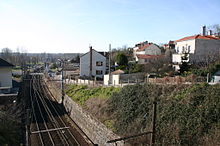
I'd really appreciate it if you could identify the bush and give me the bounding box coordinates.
[103,83,220,145]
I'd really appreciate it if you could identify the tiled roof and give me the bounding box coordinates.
[137,54,164,59]
[214,70,220,76]
[175,35,220,42]
[111,69,125,75]
[0,58,14,67]
[136,43,153,52]
[169,41,175,44]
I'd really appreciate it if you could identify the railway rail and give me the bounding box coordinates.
[29,74,92,146]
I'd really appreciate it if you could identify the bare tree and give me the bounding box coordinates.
[208,24,220,37]
[1,48,13,63]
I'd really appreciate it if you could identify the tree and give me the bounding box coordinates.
[208,24,220,37]
[115,52,128,66]
[179,52,191,74]
[1,48,13,63]
[70,54,80,63]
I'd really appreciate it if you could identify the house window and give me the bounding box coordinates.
[188,46,191,53]
[182,46,185,53]
[96,70,103,75]
[96,61,103,66]
[177,47,179,53]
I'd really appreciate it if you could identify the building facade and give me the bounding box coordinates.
[0,58,14,93]
[133,41,162,64]
[172,35,220,70]
[80,47,106,79]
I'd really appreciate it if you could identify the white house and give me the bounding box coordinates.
[172,26,220,70]
[211,71,220,83]
[80,47,106,79]
[133,41,162,63]
[0,58,14,93]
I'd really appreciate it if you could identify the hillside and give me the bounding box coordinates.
[66,83,220,145]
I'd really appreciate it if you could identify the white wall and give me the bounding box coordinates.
[80,50,106,78]
[172,54,182,63]
[213,76,220,83]
[112,75,120,86]
[173,38,220,64]
[175,39,196,54]
[0,67,12,87]
[104,74,109,85]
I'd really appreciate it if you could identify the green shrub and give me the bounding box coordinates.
[65,85,121,105]
[104,83,220,145]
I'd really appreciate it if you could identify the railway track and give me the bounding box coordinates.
[29,74,92,146]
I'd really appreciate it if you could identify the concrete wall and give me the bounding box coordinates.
[104,74,110,85]
[145,44,161,55]
[112,74,120,86]
[192,39,220,63]
[0,67,12,87]
[80,50,106,78]
[104,73,145,86]
[63,95,124,146]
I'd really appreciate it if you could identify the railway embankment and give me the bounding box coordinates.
[46,81,124,146]
[64,83,220,145]
[47,80,220,145]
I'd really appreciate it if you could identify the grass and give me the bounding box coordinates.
[65,84,121,105]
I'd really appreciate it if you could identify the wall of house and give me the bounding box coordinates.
[175,39,196,54]
[133,46,139,58]
[191,39,220,63]
[112,74,120,86]
[104,74,110,85]
[172,54,183,63]
[138,58,146,64]
[80,50,106,78]
[145,44,161,55]
[104,74,120,86]
[0,67,12,87]
[213,76,220,83]
[173,39,220,64]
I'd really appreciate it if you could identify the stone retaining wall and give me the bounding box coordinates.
[63,95,124,146]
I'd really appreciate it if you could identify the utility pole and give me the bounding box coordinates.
[150,101,157,146]
[61,66,64,104]
[108,44,111,85]
[58,59,65,104]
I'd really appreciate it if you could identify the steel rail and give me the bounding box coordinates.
[44,78,95,146]
[39,77,80,146]
[39,80,81,146]
[30,78,45,146]
[32,75,56,146]
[33,77,69,146]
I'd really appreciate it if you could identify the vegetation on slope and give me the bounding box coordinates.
[65,83,220,145]
[0,111,21,145]
[104,83,220,145]
[65,85,121,106]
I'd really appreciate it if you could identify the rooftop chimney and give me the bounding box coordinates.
[208,30,213,36]
[89,46,92,77]
[201,25,206,36]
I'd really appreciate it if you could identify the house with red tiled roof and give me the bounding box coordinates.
[133,41,162,64]
[172,26,220,70]
[163,40,175,49]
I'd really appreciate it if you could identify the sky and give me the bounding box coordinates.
[0,0,220,53]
